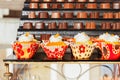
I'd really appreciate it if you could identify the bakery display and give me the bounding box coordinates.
[41,33,68,59]
[70,32,95,59]
[13,0,120,61]
[12,32,39,59]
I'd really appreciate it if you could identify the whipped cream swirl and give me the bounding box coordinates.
[49,33,62,42]
[99,33,119,42]
[18,33,34,42]
[74,32,90,43]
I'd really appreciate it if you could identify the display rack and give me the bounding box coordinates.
[3,0,120,80]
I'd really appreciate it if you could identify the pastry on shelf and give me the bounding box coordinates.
[77,0,86,2]
[43,0,52,2]
[56,0,64,2]
[94,32,120,60]
[87,3,97,9]
[51,12,61,18]
[113,3,120,9]
[100,3,111,9]
[41,33,68,59]
[31,0,39,2]
[35,22,45,29]
[12,32,40,59]
[39,3,50,9]
[70,32,95,60]
[63,3,74,9]
[52,3,62,9]
[29,3,38,9]
[23,22,33,29]
[28,11,36,19]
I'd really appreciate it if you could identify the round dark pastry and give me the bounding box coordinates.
[75,3,84,9]
[31,0,39,2]
[39,12,49,18]
[87,3,97,9]
[23,22,33,29]
[56,0,64,2]
[63,3,74,9]
[100,3,111,9]
[89,12,99,18]
[113,3,120,9]
[51,12,61,18]
[28,11,36,18]
[63,12,74,18]
[29,3,38,9]
[58,22,68,29]
[73,22,84,29]
[52,3,62,9]
[77,0,86,2]
[35,22,45,29]
[40,3,50,9]
[77,12,87,18]
[48,22,57,29]
[43,0,52,2]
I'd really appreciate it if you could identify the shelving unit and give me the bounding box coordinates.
[3,0,120,80]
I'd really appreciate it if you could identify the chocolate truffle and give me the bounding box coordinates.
[89,12,99,18]
[40,3,50,9]
[113,3,120,9]
[73,22,84,29]
[23,22,33,29]
[56,0,64,2]
[87,3,97,9]
[52,4,62,9]
[77,12,87,18]
[77,0,86,2]
[35,22,45,29]
[100,3,111,9]
[63,3,74,9]
[48,22,57,29]
[29,3,38,9]
[43,0,52,2]
[39,12,49,18]
[63,12,74,18]
[58,22,68,29]
[31,0,39,2]
[75,3,84,9]
[51,12,61,18]
[28,11,36,18]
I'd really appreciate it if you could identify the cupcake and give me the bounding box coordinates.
[12,32,39,59]
[41,33,68,59]
[94,33,120,60]
[70,32,95,59]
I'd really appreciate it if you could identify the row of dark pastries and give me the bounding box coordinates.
[22,22,120,30]
[27,11,120,19]
[29,3,120,9]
